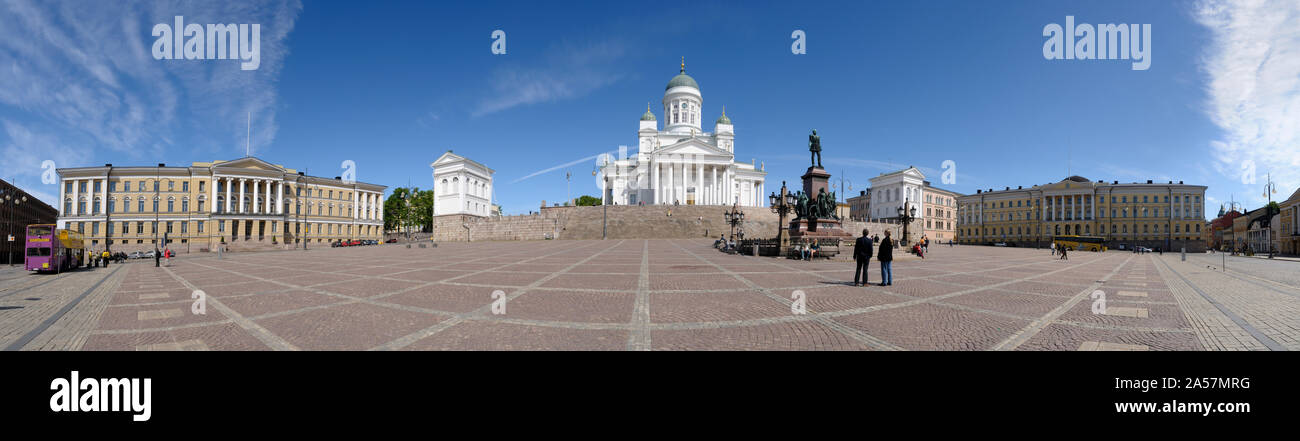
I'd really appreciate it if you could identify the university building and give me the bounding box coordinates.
[56,157,387,253]
[956,176,1208,251]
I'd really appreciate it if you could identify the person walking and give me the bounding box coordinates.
[878,230,894,286]
[1059,245,1069,260]
[1050,241,1057,256]
[101,249,110,268]
[853,229,873,286]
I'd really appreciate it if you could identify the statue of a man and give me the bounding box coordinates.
[808,129,822,168]
[816,188,829,218]
[795,191,809,219]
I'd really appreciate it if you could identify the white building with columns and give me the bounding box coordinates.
[431,151,494,217]
[55,156,386,252]
[598,61,767,207]
[868,166,927,221]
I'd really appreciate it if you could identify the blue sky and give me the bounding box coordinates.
[2,0,1297,217]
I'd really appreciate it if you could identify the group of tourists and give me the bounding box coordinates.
[852,228,893,286]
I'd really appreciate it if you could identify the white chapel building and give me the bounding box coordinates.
[431,151,494,217]
[598,61,767,207]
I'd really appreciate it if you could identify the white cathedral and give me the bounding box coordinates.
[598,61,767,207]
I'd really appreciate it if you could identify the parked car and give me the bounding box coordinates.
[385,238,398,243]
[994,242,1008,247]
[127,251,142,259]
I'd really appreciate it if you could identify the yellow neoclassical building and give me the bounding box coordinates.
[56,157,387,253]
[957,176,1208,251]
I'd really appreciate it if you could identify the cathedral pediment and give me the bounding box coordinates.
[655,139,731,158]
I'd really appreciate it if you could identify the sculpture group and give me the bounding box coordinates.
[793,187,838,220]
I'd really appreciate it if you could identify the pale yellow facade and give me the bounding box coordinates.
[957,176,1208,251]
[56,157,386,253]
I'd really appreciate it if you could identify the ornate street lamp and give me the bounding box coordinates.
[769,181,796,251]
[5,193,26,266]
[592,166,607,239]
[725,202,745,243]
[897,198,917,246]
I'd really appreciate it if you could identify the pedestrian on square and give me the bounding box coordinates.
[101,250,110,268]
[878,230,894,286]
[1051,242,1056,256]
[853,229,873,287]
[1059,246,1069,260]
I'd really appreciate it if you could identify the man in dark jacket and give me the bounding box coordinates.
[878,230,894,286]
[853,229,873,286]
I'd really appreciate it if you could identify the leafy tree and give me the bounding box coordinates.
[384,187,435,233]
[575,195,601,206]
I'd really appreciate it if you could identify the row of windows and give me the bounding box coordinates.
[69,220,382,238]
[963,222,1202,237]
[972,194,1202,210]
[65,197,370,218]
[961,205,1204,223]
[68,180,365,203]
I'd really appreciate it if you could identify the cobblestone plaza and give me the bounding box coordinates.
[2,241,1297,351]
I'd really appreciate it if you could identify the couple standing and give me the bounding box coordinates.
[853,229,893,287]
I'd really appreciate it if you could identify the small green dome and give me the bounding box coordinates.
[640,108,656,121]
[716,114,731,125]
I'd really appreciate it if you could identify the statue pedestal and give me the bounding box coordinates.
[788,218,854,239]
[802,167,831,197]
[788,167,853,249]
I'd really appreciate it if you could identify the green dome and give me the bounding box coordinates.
[666,73,699,91]
[640,108,656,121]
[716,114,731,125]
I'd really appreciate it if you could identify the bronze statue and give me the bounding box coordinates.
[816,188,829,218]
[794,191,809,219]
[808,129,822,169]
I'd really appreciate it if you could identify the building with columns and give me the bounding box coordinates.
[431,151,494,217]
[956,176,1207,251]
[55,157,387,253]
[598,60,767,207]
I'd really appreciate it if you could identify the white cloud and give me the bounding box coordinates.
[1195,0,1300,205]
[0,0,301,166]
[473,40,626,117]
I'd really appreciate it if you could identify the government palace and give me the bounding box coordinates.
[956,176,1208,251]
[55,157,387,253]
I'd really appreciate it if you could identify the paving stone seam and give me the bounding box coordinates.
[991,254,1133,351]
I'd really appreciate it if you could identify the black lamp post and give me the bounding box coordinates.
[725,202,745,242]
[5,193,26,266]
[593,166,606,239]
[897,198,917,246]
[769,181,796,251]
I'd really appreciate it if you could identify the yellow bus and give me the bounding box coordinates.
[1053,235,1107,252]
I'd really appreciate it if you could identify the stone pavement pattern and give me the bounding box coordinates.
[2,241,1297,350]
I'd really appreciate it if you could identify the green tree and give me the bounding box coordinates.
[385,187,436,233]
[575,195,601,206]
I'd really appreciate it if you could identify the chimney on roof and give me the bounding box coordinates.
[1179,180,1183,184]
[977,189,982,194]
[1017,186,1022,189]
[105,163,112,167]
[158,163,165,167]
[1005,187,1010,191]
[1147,180,1153,184]
[1113,180,1118,184]
[335,176,341,180]
[860,190,866,196]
